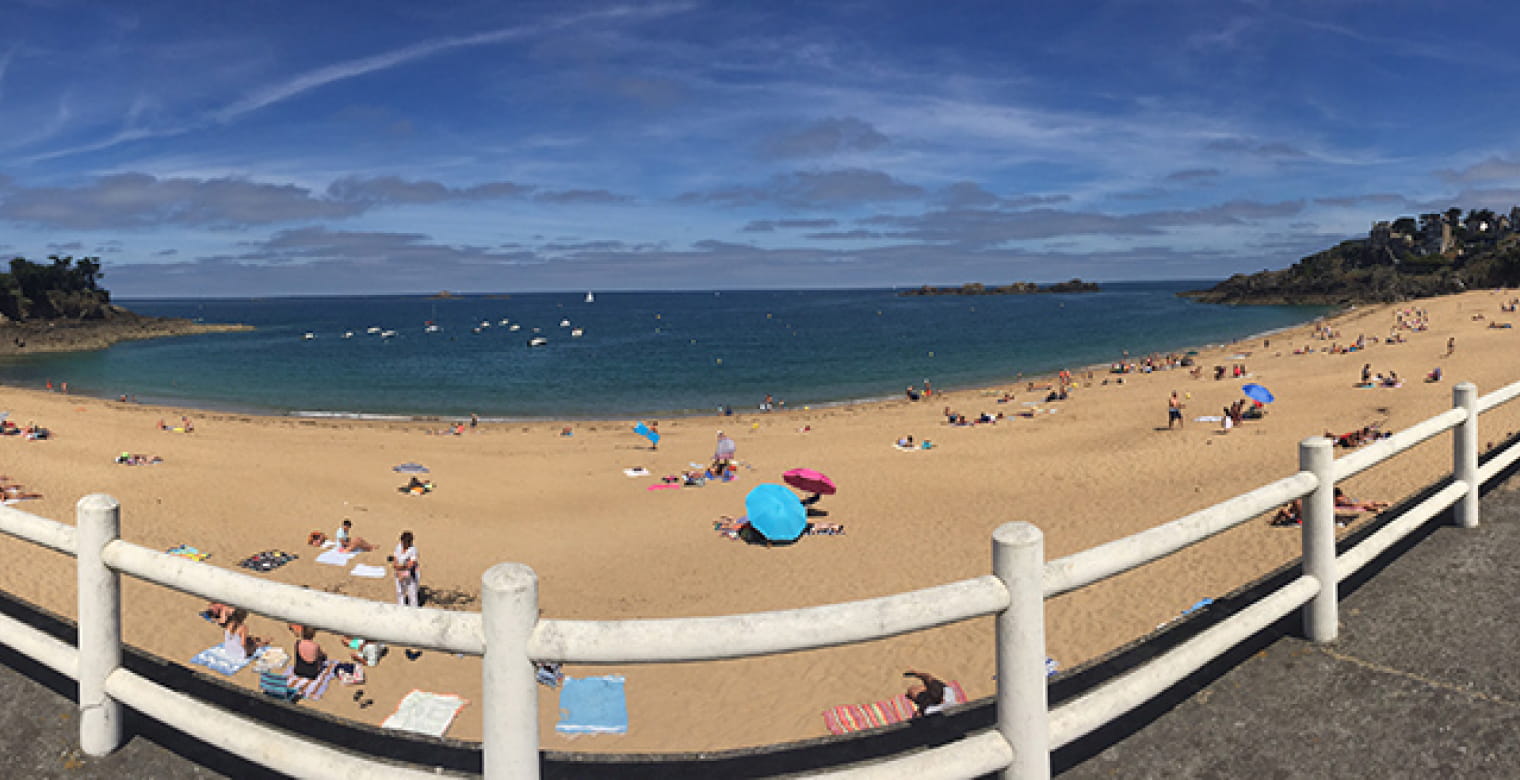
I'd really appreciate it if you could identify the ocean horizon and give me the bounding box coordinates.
[0,282,1333,420]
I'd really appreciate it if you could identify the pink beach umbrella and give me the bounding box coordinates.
[782,467,837,496]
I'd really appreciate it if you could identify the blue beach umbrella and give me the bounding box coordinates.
[392,462,430,473]
[744,483,807,542]
[1241,383,1275,404]
[632,421,661,447]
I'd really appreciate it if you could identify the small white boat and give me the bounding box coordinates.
[343,331,354,339]
[559,319,570,327]
[366,327,381,335]
[585,292,594,303]
[527,336,548,347]
[424,324,441,333]
[571,328,584,338]
[508,324,521,331]
[302,332,316,340]
[380,330,397,338]
[499,318,510,326]
[479,321,491,328]
[472,327,483,334]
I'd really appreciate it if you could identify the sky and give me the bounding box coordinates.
[4,1,1520,298]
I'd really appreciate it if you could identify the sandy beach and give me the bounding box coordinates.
[2,289,1518,753]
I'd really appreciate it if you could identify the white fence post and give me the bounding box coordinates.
[76,493,123,756]
[993,522,1049,780]
[1453,382,1480,528]
[1299,437,1337,643]
[482,563,540,780]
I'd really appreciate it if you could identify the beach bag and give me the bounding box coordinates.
[336,662,365,685]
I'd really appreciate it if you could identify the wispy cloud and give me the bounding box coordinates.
[1436,156,1520,184]
[214,4,692,124]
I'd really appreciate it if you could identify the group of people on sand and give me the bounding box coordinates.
[1271,488,1391,527]
[198,525,422,703]
[942,406,1003,425]
[1357,363,1402,388]
[157,416,195,433]
[0,418,50,439]
[904,380,934,401]
[1326,423,1390,449]
[115,452,163,465]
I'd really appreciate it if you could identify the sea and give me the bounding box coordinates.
[0,282,1332,420]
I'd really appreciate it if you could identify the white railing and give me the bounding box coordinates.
[0,379,1518,779]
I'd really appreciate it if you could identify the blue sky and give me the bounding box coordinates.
[4,0,1520,298]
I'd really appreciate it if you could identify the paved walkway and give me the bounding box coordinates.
[3,476,1516,778]
[1060,479,1520,779]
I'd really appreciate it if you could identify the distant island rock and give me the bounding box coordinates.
[0,255,251,356]
[1183,206,1520,305]
[428,291,459,299]
[899,279,1101,296]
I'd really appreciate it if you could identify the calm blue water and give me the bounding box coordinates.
[0,283,1331,419]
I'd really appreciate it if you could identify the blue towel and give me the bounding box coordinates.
[190,644,264,676]
[556,675,628,734]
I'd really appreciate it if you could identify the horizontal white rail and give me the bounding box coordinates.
[0,505,77,555]
[1048,575,1320,750]
[1479,440,1520,485]
[1332,408,1466,481]
[0,610,80,680]
[529,576,1009,663]
[1477,380,1520,413]
[104,668,450,779]
[1043,472,1318,597]
[101,541,485,655]
[1336,481,1470,582]
[804,730,1013,779]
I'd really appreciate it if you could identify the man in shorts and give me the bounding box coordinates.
[1168,391,1184,429]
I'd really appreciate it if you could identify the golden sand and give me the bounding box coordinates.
[1,290,1517,752]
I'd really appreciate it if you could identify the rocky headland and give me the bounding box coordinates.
[1184,206,1520,305]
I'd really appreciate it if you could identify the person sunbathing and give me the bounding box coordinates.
[1334,487,1389,513]
[1270,499,1303,526]
[903,670,949,716]
[400,476,433,495]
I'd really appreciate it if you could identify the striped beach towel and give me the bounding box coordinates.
[822,680,968,735]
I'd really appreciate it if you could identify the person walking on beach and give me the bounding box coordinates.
[1167,391,1184,429]
[392,531,419,607]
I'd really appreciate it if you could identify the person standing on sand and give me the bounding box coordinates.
[1167,391,1184,429]
[392,531,419,607]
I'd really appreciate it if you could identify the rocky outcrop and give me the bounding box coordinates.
[900,279,1100,296]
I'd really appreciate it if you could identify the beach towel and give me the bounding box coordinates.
[190,644,265,676]
[237,550,297,572]
[556,675,628,735]
[351,563,388,578]
[646,483,681,491]
[315,548,359,566]
[382,690,470,738]
[166,544,210,562]
[287,660,339,701]
[822,680,968,735]
[623,467,650,477]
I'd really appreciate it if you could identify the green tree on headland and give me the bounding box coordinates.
[0,255,114,322]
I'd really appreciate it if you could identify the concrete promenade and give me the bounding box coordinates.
[1059,477,1520,778]
[2,474,1516,778]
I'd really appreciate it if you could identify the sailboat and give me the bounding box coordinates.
[584,292,594,303]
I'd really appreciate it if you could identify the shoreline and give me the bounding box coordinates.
[1,290,1516,752]
[1,304,1344,424]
